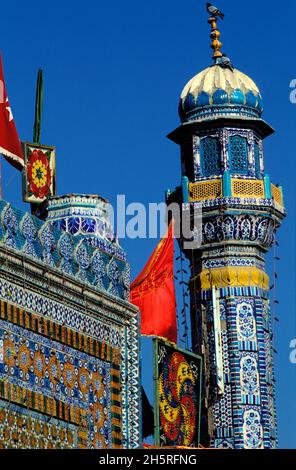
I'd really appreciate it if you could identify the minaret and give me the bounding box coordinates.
[166,11,285,449]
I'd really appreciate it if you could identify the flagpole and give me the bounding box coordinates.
[31,68,43,215]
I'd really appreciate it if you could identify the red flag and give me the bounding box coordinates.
[0,54,23,170]
[130,221,177,344]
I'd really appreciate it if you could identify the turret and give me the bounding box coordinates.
[167,8,285,449]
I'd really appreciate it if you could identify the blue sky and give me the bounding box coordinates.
[1,0,295,448]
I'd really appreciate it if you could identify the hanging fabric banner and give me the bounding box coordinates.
[153,338,202,447]
[212,286,224,395]
[130,221,177,344]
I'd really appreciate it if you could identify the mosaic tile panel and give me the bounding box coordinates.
[242,407,263,449]
[0,400,76,449]
[199,292,277,448]
[0,271,140,449]
[0,193,140,449]
[0,200,130,301]
[0,278,121,348]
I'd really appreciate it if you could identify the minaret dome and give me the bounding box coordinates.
[179,65,263,123]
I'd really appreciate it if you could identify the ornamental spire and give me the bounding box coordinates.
[206,3,224,61]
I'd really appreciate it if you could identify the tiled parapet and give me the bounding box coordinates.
[0,200,130,301]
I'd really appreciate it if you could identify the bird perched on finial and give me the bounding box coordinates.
[206,3,224,20]
[216,53,234,72]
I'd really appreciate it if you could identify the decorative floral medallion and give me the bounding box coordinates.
[243,409,263,449]
[107,258,120,296]
[39,222,55,266]
[91,250,106,289]
[74,240,91,281]
[236,301,256,341]
[121,265,131,300]
[240,355,259,395]
[28,149,51,198]
[2,204,18,248]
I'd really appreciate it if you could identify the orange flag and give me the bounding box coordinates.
[130,221,177,344]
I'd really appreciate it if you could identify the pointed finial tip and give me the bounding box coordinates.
[205,4,234,71]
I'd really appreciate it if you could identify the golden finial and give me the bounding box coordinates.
[208,16,222,60]
[206,3,224,61]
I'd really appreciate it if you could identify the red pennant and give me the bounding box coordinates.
[0,54,24,170]
[130,221,177,344]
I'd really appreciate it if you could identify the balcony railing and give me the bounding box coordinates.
[186,175,284,209]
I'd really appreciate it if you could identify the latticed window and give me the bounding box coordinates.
[254,142,261,178]
[200,137,221,177]
[229,135,249,174]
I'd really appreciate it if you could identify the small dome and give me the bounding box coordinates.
[179,65,263,123]
[45,194,117,242]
